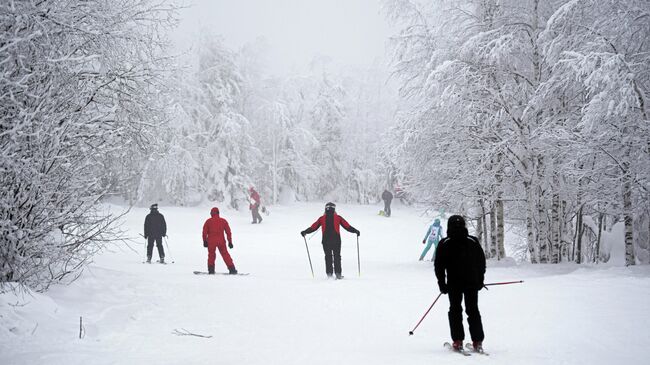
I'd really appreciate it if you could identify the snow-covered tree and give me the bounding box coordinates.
[138,34,260,209]
[309,74,349,198]
[384,0,649,264]
[0,0,176,290]
[539,0,650,265]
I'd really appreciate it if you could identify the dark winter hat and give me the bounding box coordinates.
[447,215,468,240]
[150,203,158,210]
[325,202,336,212]
[447,215,465,229]
[210,207,220,216]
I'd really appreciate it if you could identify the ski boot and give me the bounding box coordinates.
[208,265,215,275]
[335,274,344,280]
[146,256,152,264]
[452,340,463,351]
[472,341,483,352]
[159,257,165,264]
[228,266,238,275]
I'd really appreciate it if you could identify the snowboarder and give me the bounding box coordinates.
[434,215,486,352]
[420,218,443,261]
[381,189,393,217]
[144,203,166,263]
[249,187,263,224]
[202,207,237,274]
[300,202,360,279]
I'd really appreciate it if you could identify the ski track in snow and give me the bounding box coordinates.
[1,202,649,364]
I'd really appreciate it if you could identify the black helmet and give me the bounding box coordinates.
[447,215,468,240]
[150,203,158,210]
[447,215,465,229]
[325,202,336,212]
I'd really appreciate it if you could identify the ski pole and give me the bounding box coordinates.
[409,292,443,336]
[164,236,175,263]
[303,236,314,278]
[356,235,361,277]
[485,280,523,287]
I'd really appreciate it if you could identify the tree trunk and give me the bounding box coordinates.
[525,182,537,263]
[490,202,498,259]
[272,155,278,205]
[560,199,568,262]
[534,153,548,263]
[537,194,548,263]
[480,199,490,256]
[496,199,505,259]
[595,211,603,263]
[270,130,278,205]
[623,171,635,266]
[551,192,560,263]
[476,200,484,249]
[575,205,583,264]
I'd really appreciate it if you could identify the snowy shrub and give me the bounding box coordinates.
[0,0,175,291]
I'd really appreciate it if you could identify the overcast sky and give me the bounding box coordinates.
[172,0,394,75]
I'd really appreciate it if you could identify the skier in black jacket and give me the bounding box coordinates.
[434,215,486,352]
[144,203,167,263]
[381,189,393,217]
[300,202,360,279]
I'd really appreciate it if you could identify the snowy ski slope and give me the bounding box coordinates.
[1,202,649,364]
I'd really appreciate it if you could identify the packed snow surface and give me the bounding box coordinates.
[2,203,649,364]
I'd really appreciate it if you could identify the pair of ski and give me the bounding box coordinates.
[143,260,172,264]
[443,342,489,356]
[193,271,249,276]
[328,275,344,280]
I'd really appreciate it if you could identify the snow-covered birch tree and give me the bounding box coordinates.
[384,0,649,264]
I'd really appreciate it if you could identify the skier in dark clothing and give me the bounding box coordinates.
[300,202,360,279]
[249,187,263,224]
[381,189,393,217]
[434,215,486,352]
[144,203,166,263]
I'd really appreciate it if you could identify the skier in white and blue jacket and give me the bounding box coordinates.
[419,218,442,261]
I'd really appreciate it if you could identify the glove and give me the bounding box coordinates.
[203,240,208,248]
[355,229,360,236]
[228,242,233,249]
[144,236,148,240]
[300,230,307,237]
[478,283,486,291]
[438,282,448,294]
[422,239,426,244]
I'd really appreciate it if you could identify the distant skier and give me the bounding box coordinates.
[381,189,393,217]
[249,187,263,224]
[144,203,166,263]
[202,207,237,274]
[434,215,486,352]
[300,202,360,279]
[420,218,443,261]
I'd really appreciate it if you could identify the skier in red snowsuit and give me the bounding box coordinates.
[202,207,237,274]
[249,187,263,224]
[300,202,359,279]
